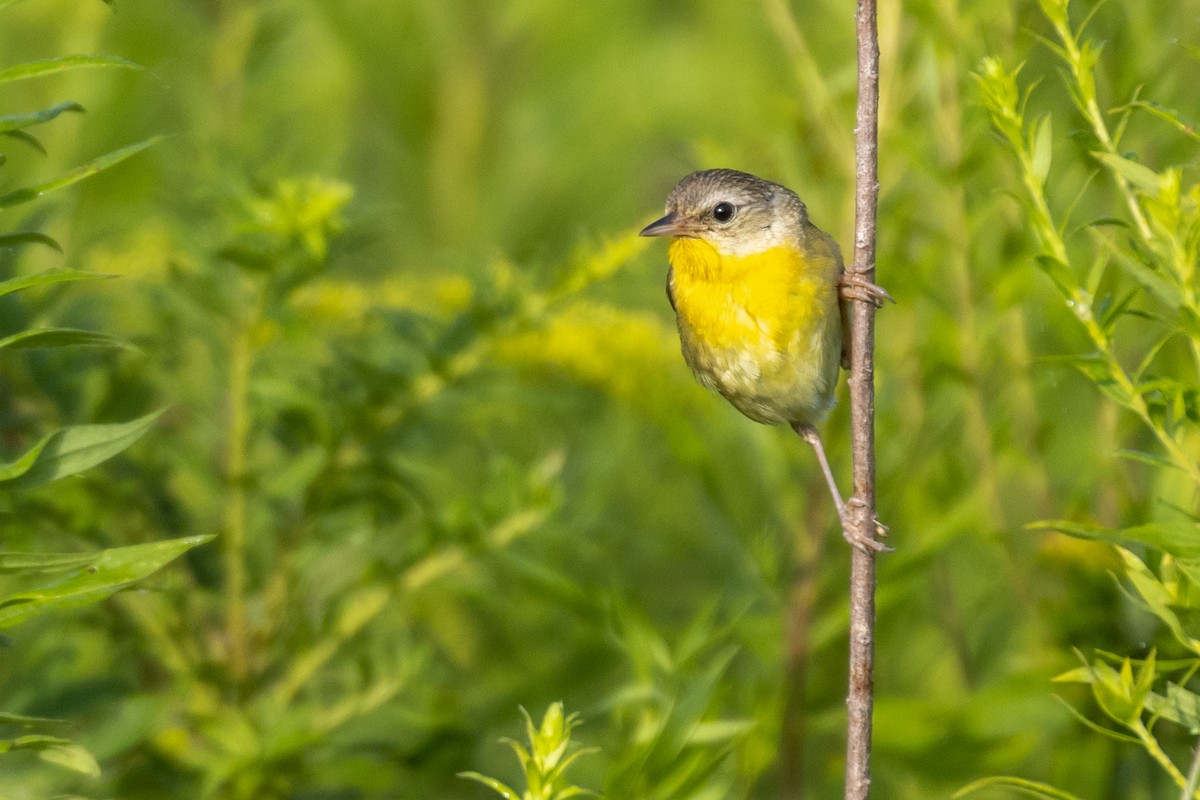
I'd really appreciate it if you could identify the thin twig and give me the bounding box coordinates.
[844,0,881,794]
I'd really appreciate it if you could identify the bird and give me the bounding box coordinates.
[639,168,890,551]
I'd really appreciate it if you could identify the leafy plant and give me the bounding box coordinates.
[96,174,668,798]
[461,702,600,800]
[94,177,417,800]
[0,0,207,787]
[969,0,1200,796]
[6,0,1200,798]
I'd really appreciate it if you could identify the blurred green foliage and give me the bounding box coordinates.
[0,16,209,786]
[1,0,1199,798]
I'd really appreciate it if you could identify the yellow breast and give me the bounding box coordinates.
[668,238,833,351]
[666,236,842,425]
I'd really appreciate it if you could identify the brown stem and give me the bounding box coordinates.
[844,0,880,794]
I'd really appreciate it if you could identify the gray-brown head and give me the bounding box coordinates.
[639,169,809,255]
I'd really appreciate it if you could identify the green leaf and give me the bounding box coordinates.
[1030,518,1200,559]
[502,737,532,771]
[0,710,64,725]
[1090,231,1181,312]
[1117,547,1200,654]
[1133,330,1178,382]
[1050,694,1141,744]
[1033,253,1080,296]
[4,128,45,154]
[0,268,110,300]
[547,747,599,786]
[954,775,1088,800]
[553,787,601,800]
[1119,521,1200,558]
[0,136,163,211]
[0,327,133,352]
[1114,449,1178,470]
[1051,666,1094,683]
[0,54,141,85]
[688,718,756,744]
[1111,100,1200,144]
[458,771,520,800]
[1030,114,1053,185]
[0,433,53,484]
[0,408,166,490]
[0,734,69,753]
[1145,682,1200,734]
[639,646,737,774]
[1095,288,1139,334]
[1131,651,1156,708]
[1088,659,1144,725]
[0,102,84,135]
[0,535,214,629]
[36,742,100,778]
[0,552,99,574]
[1173,558,1200,587]
[0,232,62,253]
[1093,151,1161,192]
[0,735,99,777]
[1027,518,1110,539]
[973,57,1024,145]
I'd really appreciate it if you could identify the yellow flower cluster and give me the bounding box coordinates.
[494,301,690,413]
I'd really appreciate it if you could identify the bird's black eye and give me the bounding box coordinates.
[712,202,735,223]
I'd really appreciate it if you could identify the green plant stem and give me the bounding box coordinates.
[1009,131,1200,486]
[1044,11,1154,244]
[1182,737,1200,800]
[1045,2,1200,381]
[1044,7,1200,378]
[225,318,253,683]
[1068,283,1200,484]
[1131,719,1187,789]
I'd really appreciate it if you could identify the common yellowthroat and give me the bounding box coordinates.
[640,169,889,550]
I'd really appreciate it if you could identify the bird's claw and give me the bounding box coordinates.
[839,271,895,309]
[839,496,892,553]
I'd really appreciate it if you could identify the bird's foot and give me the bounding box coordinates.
[839,495,892,553]
[839,271,895,308]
